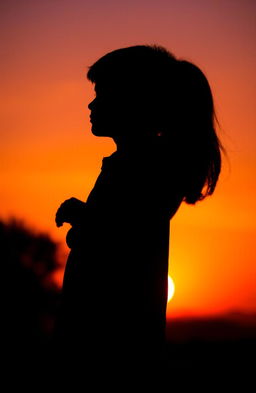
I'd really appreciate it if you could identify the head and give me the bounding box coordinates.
[86,44,225,205]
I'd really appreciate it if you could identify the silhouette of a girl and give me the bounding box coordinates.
[54,45,225,381]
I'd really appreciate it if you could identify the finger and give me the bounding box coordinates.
[55,210,64,227]
[55,210,62,223]
[55,216,63,227]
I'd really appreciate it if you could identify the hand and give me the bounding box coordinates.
[55,197,86,227]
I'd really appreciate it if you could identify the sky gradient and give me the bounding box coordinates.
[1,0,256,318]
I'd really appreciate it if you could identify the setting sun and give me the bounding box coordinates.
[168,276,175,302]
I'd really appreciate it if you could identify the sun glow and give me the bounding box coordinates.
[168,276,175,302]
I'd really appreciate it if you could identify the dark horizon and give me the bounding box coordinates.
[2,216,255,384]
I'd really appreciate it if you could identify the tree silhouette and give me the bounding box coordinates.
[0,216,61,372]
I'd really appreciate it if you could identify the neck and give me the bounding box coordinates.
[113,135,160,155]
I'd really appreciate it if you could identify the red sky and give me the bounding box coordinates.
[1,0,256,318]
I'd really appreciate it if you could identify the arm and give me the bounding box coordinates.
[55,198,91,249]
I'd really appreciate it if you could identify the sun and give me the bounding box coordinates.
[167,276,175,302]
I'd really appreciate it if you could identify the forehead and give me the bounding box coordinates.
[94,81,119,96]
[94,81,134,98]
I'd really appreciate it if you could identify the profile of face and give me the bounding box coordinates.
[88,82,121,138]
[88,80,159,139]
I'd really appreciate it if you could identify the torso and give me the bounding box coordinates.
[55,143,183,374]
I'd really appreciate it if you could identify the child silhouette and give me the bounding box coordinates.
[54,44,225,382]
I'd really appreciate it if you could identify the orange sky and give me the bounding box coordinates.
[1,0,256,318]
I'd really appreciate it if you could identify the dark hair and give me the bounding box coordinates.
[86,44,226,205]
